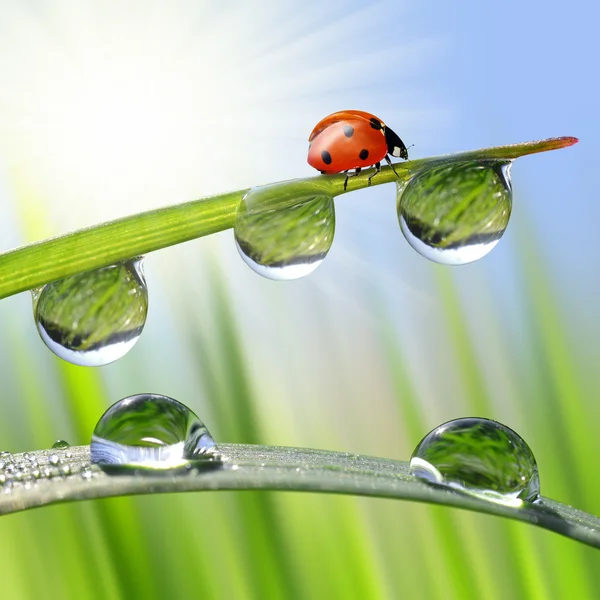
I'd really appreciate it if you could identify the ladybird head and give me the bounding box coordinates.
[384,126,409,160]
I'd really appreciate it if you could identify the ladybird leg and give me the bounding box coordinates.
[367,162,381,186]
[343,168,362,191]
[384,155,399,179]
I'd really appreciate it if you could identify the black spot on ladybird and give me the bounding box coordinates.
[359,149,369,160]
[343,125,354,138]
[321,150,332,165]
[369,118,382,130]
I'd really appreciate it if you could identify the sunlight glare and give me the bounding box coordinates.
[0,1,425,232]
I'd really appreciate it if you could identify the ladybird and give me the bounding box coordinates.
[307,110,408,190]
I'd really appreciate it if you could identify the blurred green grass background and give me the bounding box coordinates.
[0,1,598,598]
[0,215,597,599]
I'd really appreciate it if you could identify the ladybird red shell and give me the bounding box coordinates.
[307,110,408,181]
[308,119,388,174]
[308,110,384,142]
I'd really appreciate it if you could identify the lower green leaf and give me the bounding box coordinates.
[2,443,598,550]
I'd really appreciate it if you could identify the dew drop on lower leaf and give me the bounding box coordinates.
[52,440,70,450]
[410,417,540,506]
[90,394,217,471]
[234,185,335,280]
[397,161,512,265]
[32,259,148,367]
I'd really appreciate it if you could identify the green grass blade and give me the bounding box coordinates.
[0,138,576,299]
[0,444,598,550]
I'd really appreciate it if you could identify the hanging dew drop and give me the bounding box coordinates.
[90,394,217,472]
[32,258,148,367]
[410,417,540,506]
[234,184,335,280]
[397,161,512,265]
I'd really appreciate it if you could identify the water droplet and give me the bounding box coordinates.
[398,161,512,265]
[410,417,539,506]
[52,440,70,450]
[48,454,60,466]
[234,184,335,280]
[90,394,217,471]
[33,259,148,367]
[81,468,94,480]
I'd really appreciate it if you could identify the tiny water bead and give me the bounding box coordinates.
[52,440,70,450]
[410,417,540,506]
[0,448,93,490]
[90,394,217,471]
[234,184,335,280]
[32,259,148,367]
[397,160,512,265]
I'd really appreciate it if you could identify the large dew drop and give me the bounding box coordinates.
[90,394,216,471]
[234,184,335,280]
[410,417,540,506]
[32,259,148,367]
[397,161,512,265]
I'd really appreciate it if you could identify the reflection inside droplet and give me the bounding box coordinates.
[52,440,70,450]
[32,259,148,367]
[410,417,540,506]
[90,393,217,471]
[397,161,512,265]
[234,184,335,280]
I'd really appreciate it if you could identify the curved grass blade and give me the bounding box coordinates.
[1,443,598,550]
[0,138,577,300]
